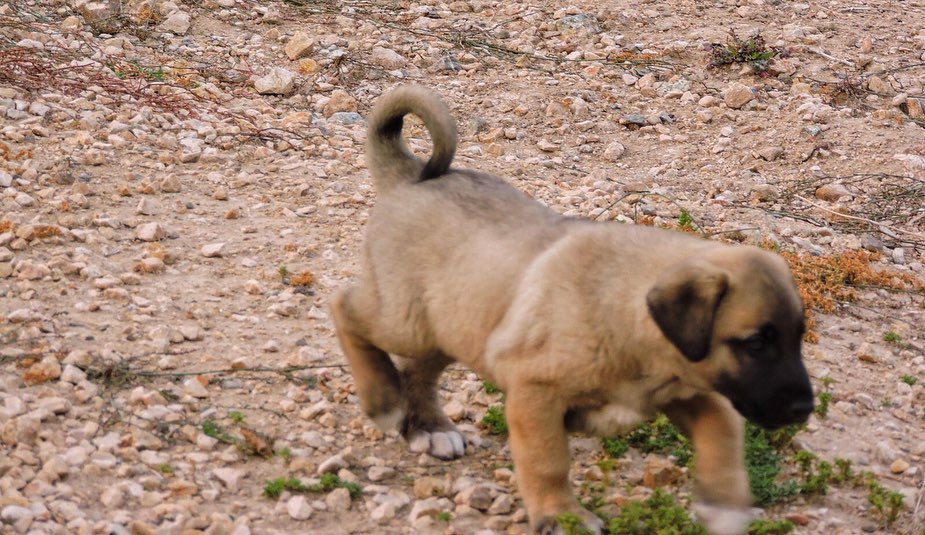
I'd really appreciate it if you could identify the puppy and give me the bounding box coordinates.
[331,85,814,535]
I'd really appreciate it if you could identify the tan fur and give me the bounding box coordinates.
[331,85,813,534]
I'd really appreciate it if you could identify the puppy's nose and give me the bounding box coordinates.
[787,397,814,420]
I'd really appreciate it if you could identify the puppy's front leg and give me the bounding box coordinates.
[506,386,603,535]
[663,393,752,535]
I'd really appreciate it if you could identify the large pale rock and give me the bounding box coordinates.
[285,32,317,60]
[724,82,754,109]
[160,11,191,35]
[255,68,296,95]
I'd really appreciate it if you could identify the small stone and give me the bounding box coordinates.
[537,139,558,152]
[758,146,784,161]
[213,187,228,200]
[201,243,225,258]
[285,32,317,60]
[488,493,514,515]
[255,67,296,95]
[287,495,313,520]
[866,76,892,95]
[183,378,209,398]
[22,355,62,385]
[160,11,191,35]
[724,82,754,109]
[136,222,166,241]
[135,198,158,215]
[325,487,351,511]
[408,497,444,521]
[318,454,348,474]
[0,171,12,188]
[603,141,626,161]
[456,484,493,511]
[368,465,395,482]
[815,183,852,202]
[323,89,358,118]
[213,467,244,490]
[15,192,34,206]
[619,114,647,127]
[1,505,33,532]
[642,456,683,488]
[890,459,910,474]
[160,175,182,193]
[371,47,406,69]
[76,0,122,33]
[413,476,447,499]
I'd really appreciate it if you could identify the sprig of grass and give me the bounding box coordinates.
[263,474,362,500]
[482,405,508,434]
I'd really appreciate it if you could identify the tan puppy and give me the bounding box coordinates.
[331,85,814,535]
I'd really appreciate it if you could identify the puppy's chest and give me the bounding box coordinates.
[564,379,698,436]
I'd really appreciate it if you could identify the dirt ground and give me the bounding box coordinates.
[1,0,925,534]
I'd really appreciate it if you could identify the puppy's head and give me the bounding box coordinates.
[646,247,814,429]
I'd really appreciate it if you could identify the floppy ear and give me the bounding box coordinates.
[646,263,729,362]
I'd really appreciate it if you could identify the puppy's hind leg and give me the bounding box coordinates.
[398,352,467,460]
[330,287,404,431]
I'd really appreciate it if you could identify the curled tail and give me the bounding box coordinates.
[366,85,458,193]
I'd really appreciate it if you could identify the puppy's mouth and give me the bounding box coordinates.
[728,397,813,430]
[715,375,814,430]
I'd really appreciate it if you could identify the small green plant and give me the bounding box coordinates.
[556,513,597,535]
[436,511,452,523]
[263,474,362,500]
[744,423,798,506]
[482,405,508,434]
[601,436,630,459]
[677,209,696,231]
[867,481,904,526]
[608,489,707,535]
[275,447,292,460]
[156,463,175,474]
[883,331,903,344]
[748,518,795,535]
[832,458,854,485]
[900,374,918,386]
[602,415,693,465]
[202,419,236,444]
[229,411,246,424]
[482,380,501,394]
[263,477,309,499]
[316,473,362,500]
[710,31,777,73]
[815,391,832,417]
[278,265,289,281]
[793,450,832,496]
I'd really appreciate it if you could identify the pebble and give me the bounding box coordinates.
[325,487,352,511]
[724,82,755,109]
[287,495,313,520]
[285,32,317,60]
[368,465,395,482]
[371,47,406,69]
[255,67,296,95]
[201,242,226,257]
[136,222,166,241]
[160,11,191,35]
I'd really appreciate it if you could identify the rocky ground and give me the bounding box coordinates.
[2,0,925,534]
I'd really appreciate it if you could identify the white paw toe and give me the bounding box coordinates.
[406,430,467,459]
[693,502,754,535]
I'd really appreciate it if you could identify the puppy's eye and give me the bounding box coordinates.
[744,334,765,353]
[742,325,777,354]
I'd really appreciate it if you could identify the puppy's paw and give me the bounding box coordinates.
[693,502,754,535]
[535,510,604,535]
[407,429,466,460]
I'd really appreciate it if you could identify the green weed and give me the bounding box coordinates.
[602,414,693,466]
[748,519,795,535]
[556,513,597,535]
[608,489,707,535]
[710,31,777,73]
[900,374,918,386]
[482,380,501,394]
[263,473,362,500]
[482,405,508,434]
[744,423,798,506]
[867,481,904,526]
